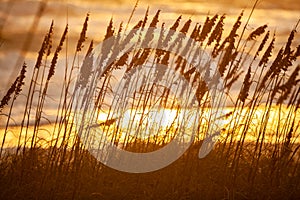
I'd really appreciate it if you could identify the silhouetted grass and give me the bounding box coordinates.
[0,3,300,199]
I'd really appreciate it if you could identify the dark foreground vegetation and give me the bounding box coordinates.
[0,142,299,200]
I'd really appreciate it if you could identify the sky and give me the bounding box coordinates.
[0,0,299,124]
[1,0,299,84]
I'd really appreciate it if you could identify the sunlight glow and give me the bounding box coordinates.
[1,106,299,149]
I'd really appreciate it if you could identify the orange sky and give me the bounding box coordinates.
[0,0,299,125]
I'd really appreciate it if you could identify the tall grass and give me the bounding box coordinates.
[0,6,300,200]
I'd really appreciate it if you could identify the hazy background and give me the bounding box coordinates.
[0,0,299,124]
